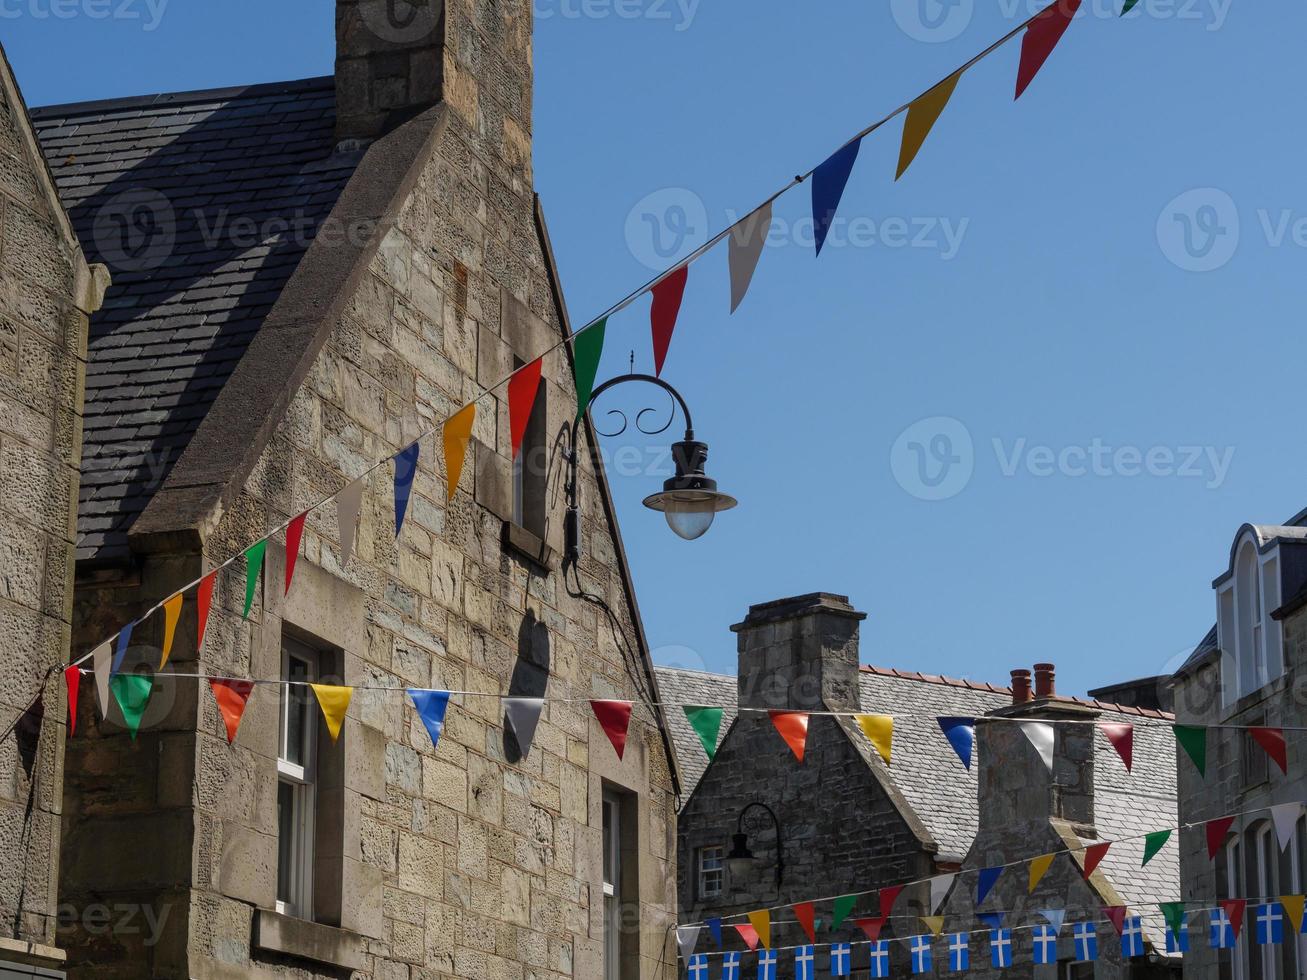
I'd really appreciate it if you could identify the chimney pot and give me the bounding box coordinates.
[1034,663,1056,699]
[1011,669,1032,704]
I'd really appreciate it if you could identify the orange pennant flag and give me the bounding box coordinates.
[1281,895,1306,935]
[746,910,771,949]
[310,684,352,742]
[921,916,945,937]
[769,710,809,763]
[209,679,255,744]
[443,404,476,501]
[1028,853,1056,893]
[855,714,893,765]
[897,71,962,180]
[160,594,183,669]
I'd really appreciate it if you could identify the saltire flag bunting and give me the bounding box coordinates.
[284,511,307,595]
[990,928,1014,968]
[920,916,945,937]
[1207,815,1236,859]
[1104,906,1127,936]
[831,895,857,931]
[590,700,634,760]
[1099,722,1134,771]
[111,620,134,676]
[946,933,969,972]
[409,689,452,750]
[683,706,724,761]
[880,885,905,918]
[109,673,153,739]
[829,943,852,978]
[868,940,890,978]
[63,665,80,736]
[310,684,352,742]
[1272,803,1303,851]
[705,918,723,948]
[769,710,809,763]
[1021,721,1055,771]
[908,934,933,974]
[733,923,760,951]
[794,945,815,980]
[722,951,742,979]
[793,902,816,944]
[1144,831,1176,867]
[160,594,182,670]
[394,441,420,536]
[1161,903,1190,953]
[728,203,773,314]
[1039,909,1067,933]
[1255,902,1285,945]
[209,679,255,744]
[1073,922,1098,962]
[504,697,545,758]
[1211,907,1237,949]
[1029,853,1055,892]
[242,539,266,619]
[747,909,771,949]
[1121,916,1145,957]
[507,356,544,458]
[1250,726,1288,774]
[855,714,893,765]
[675,925,701,960]
[976,866,1003,905]
[938,717,975,769]
[1015,0,1083,100]
[756,948,778,980]
[1081,842,1110,879]
[649,265,689,377]
[1032,924,1058,964]
[929,874,955,914]
[811,138,862,257]
[91,642,111,717]
[896,71,961,180]
[685,954,707,980]
[571,318,607,419]
[197,570,217,650]
[442,404,476,500]
[1174,724,1207,776]
[855,916,888,943]
[1280,895,1306,934]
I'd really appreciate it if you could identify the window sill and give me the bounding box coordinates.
[253,909,366,971]
[1220,673,1290,723]
[503,522,556,572]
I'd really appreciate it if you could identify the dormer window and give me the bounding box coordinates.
[1215,528,1285,707]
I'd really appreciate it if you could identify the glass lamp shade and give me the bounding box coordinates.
[642,488,737,541]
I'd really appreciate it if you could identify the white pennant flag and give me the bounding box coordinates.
[1021,722,1055,772]
[337,476,366,566]
[728,202,773,313]
[930,874,956,914]
[92,642,112,718]
[676,925,702,960]
[1272,803,1303,851]
[505,697,545,758]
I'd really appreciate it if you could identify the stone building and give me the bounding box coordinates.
[1172,513,1307,979]
[0,1,683,977]
[0,47,107,979]
[659,592,1179,977]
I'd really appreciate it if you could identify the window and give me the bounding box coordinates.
[278,640,317,919]
[1243,717,1269,788]
[1216,532,1285,706]
[1253,824,1279,980]
[1222,836,1247,980]
[511,357,548,541]
[697,845,724,900]
[602,787,636,980]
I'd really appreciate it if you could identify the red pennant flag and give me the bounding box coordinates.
[1250,726,1288,774]
[1015,0,1083,99]
[649,265,689,377]
[209,679,256,745]
[1082,842,1111,879]
[64,666,80,737]
[1104,906,1127,936]
[197,570,217,651]
[1221,899,1247,938]
[1099,722,1134,772]
[768,710,809,763]
[855,916,887,943]
[793,902,816,944]
[508,357,543,459]
[734,923,760,951]
[1207,815,1236,859]
[591,700,634,760]
[880,885,905,918]
[284,512,307,596]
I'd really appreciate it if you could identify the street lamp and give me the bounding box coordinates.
[725,802,784,889]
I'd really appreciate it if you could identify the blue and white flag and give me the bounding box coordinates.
[1032,924,1058,965]
[946,933,969,971]
[1211,908,1237,949]
[1121,917,1146,958]
[756,948,778,980]
[1074,922,1099,962]
[909,935,933,974]
[830,943,852,977]
[1167,921,1190,954]
[989,929,1013,967]
[869,940,891,978]
[722,951,742,980]
[794,946,815,980]
[1256,903,1285,945]
[686,953,709,980]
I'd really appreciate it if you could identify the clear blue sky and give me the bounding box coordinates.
[7,1,1302,696]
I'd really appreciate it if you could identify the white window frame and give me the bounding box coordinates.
[277,641,317,919]
[602,790,622,980]
[697,845,724,900]
[1217,534,1285,707]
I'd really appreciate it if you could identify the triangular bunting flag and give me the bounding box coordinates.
[747,910,771,949]
[978,913,1004,930]
[1029,854,1056,893]
[91,642,111,718]
[769,710,809,763]
[111,620,134,676]
[728,203,773,314]
[977,867,1003,905]
[921,916,945,937]
[196,570,217,651]
[1250,726,1288,774]
[706,918,723,947]
[683,706,724,761]
[109,673,153,739]
[394,441,420,536]
[310,684,352,742]
[735,923,760,951]
[1121,0,1140,12]
[442,404,476,500]
[794,902,816,944]
[1174,725,1207,776]
[1142,830,1172,866]
[242,539,266,619]
[676,926,701,960]
[1021,721,1055,771]
[1207,815,1236,859]
[1104,906,1127,936]
[63,665,80,737]
[572,319,607,420]
[1280,895,1305,935]
[1160,902,1187,943]
[812,138,861,257]
[938,717,976,769]
[1100,722,1134,772]
[831,896,857,932]
[591,700,634,760]
[1082,842,1110,879]
[409,689,452,751]
[160,594,182,670]
[1039,909,1067,933]
[1272,803,1302,851]
[880,885,905,918]
[855,917,887,943]
[284,512,307,595]
[1221,899,1246,939]
[649,266,689,377]
[504,697,545,758]
[930,874,956,914]
[508,357,544,458]
[209,679,255,744]
[897,72,961,180]
[337,476,366,564]
[855,714,893,765]
[1015,0,1083,100]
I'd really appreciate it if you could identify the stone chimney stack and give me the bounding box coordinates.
[732,593,867,714]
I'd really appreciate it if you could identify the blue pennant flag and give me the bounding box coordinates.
[1121,916,1146,958]
[706,918,723,948]
[1039,909,1067,934]
[756,947,778,980]
[1074,922,1099,962]
[830,943,851,977]
[938,717,976,769]
[722,951,741,980]
[1256,903,1285,946]
[990,929,1013,968]
[394,441,420,535]
[869,940,891,978]
[407,689,451,750]
[978,913,1004,930]
[111,620,135,676]
[946,933,969,972]
[976,867,1003,905]
[811,138,862,256]
[909,935,933,975]
[686,953,709,980]
[794,945,815,980]
[1033,924,1059,965]
[1210,908,1236,949]
[1167,920,1190,954]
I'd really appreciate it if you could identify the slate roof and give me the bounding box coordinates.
[29,77,361,562]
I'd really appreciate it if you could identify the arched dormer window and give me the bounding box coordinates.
[1216,527,1285,707]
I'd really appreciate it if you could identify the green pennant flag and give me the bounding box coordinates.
[572,318,607,421]
[109,674,153,740]
[1160,902,1187,939]
[683,706,724,761]
[831,895,857,932]
[1121,0,1140,13]
[1174,725,1208,777]
[1143,829,1172,866]
[243,539,267,619]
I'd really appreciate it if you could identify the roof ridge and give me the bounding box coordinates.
[30,75,333,119]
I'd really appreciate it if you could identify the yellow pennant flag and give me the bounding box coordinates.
[855,714,893,765]
[1282,895,1306,935]
[159,594,183,669]
[442,404,477,501]
[1028,853,1056,893]
[896,71,962,180]
[747,909,771,949]
[310,684,353,742]
[921,916,945,937]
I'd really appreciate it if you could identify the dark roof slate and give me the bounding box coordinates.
[29,77,360,562]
